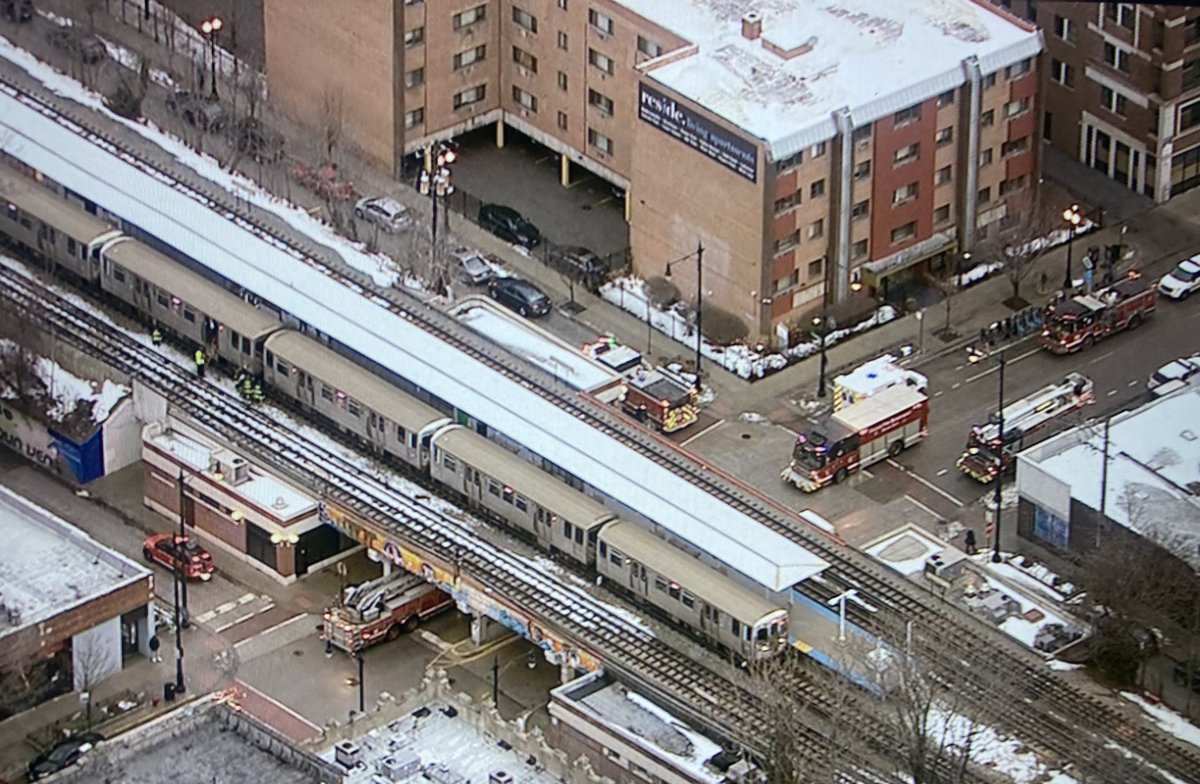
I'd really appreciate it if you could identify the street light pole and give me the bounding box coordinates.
[814,309,829,398]
[177,472,190,621]
[356,653,365,714]
[1062,205,1082,290]
[420,143,456,293]
[991,350,1006,563]
[200,17,222,100]
[663,241,705,389]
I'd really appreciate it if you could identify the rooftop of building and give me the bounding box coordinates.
[0,485,149,639]
[628,0,1041,158]
[51,696,342,783]
[146,423,318,523]
[1021,386,1200,566]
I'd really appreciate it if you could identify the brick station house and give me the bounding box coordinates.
[263,0,1042,344]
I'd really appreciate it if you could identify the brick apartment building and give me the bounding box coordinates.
[264,1,1042,344]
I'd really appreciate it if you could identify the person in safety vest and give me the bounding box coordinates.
[194,348,206,378]
[151,326,163,347]
[250,381,264,404]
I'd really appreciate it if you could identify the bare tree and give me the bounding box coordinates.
[974,188,1060,307]
[321,87,345,163]
[73,634,115,730]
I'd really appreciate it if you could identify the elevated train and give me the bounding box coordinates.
[0,168,789,660]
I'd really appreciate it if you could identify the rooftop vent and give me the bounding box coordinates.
[742,11,762,41]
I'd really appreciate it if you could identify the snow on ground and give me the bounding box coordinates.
[327,703,562,784]
[1047,660,1084,672]
[0,36,408,290]
[0,337,128,424]
[929,706,1078,784]
[1122,693,1200,751]
[1009,220,1097,259]
[600,277,896,380]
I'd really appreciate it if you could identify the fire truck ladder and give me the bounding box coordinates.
[975,372,1093,443]
[344,572,421,617]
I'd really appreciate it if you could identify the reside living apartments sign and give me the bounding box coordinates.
[638,83,758,182]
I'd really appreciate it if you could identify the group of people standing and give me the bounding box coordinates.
[150,324,263,403]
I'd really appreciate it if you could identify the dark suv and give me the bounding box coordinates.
[548,245,606,284]
[478,204,541,249]
[166,90,227,131]
[488,277,551,318]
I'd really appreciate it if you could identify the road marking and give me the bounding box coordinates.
[1087,350,1115,366]
[680,418,725,447]
[964,347,1040,383]
[934,390,944,398]
[861,468,874,478]
[951,382,961,390]
[232,613,308,652]
[194,592,258,624]
[1128,379,1139,387]
[904,494,943,521]
[886,459,965,507]
[1107,389,1118,396]
[936,468,949,477]
[1190,309,1200,319]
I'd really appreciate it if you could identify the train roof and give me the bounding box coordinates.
[104,238,280,339]
[1,91,829,593]
[264,331,447,433]
[599,520,784,624]
[433,426,615,531]
[0,167,114,242]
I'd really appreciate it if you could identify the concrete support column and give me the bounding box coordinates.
[495,121,506,149]
[624,190,632,223]
[470,615,508,646]
[560,659,575,684]
[560,154,571,187]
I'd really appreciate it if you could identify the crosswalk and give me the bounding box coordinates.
[193,592,276,633]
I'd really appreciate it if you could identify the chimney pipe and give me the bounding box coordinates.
[742,11,762,41]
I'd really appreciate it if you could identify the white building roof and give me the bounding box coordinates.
[0,79,827,592]
[0,485,149,638]
[626,0,1041,158]
[1020,387,1200,567]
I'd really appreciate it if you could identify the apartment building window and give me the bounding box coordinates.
[453,84,486,109]
[935,127,953,147]
[404,26,424,47]
[513,86,538,112]
[1004,97,1030,118]
[851,239,868,259]
[978,186,991,205]
[936,165,952,185]
[979,148,993,167]
[557,0,567,8]
[512,6,538,33]
[405,68,424,88]
[934,204,950,224]
[557,31,568,50]
[774,151,803,172]
[557,71,568,90]
[453,4,486,29]
[637,35,663,58]
[894,104,921,127]
[981,109,994,127]
[405,107,424,128]
[1053,14,1075,43]
[1187,17,1200,47]
[810,179,825,198]
[894,143,919,166]
[1051,58,1074,87]
[1181,100,1200,132]
[937,89,955,108]
[589,49,614,75]
[1044,111,1053,141]
[999,174,1028,196]
[983,72,997,89]
[1104,3,1134,30]
[811,141,827,158]
[891,221,916,243]
[588,89,614,116]
[588,9,614,35]
[1104,43,1131,74]
[774,193,799,214]
[807,258,824,280]
[774,230,800,254]
[851,199,870,220]
[853,160,871,179]
[1100,85,1127,116]
[1006,58,1031,79]
[454,45,486,69]
[1183,59,1200,91]
[512,46,538,72]
[557,111,568,130]
[808,219,824,239]
[774,269,800,292]
[588,127,614,155]
[1025,0,1038,23]
[892,182,917,205]
[1001,136,1029,158]
[852,123,873,143]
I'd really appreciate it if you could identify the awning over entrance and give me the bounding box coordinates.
[860,230,956,288]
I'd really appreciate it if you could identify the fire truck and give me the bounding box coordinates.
[1041,273,1157,354]
[583,337,698,433]
[956,372,1093,482]
[322,571,453,654]
[781,384,929,492]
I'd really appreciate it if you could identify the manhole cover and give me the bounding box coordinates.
[581,204,592,211]
[293,649,304,656]
[741,433,753,440]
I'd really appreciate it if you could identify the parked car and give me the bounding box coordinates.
[142,532,215,581]
[454,248,495,284]
[28,733,103,781]
[1148,354,1200,395]
[1158,257,1200,300]
[488,277,551,318]
[478,203,541,249]
[547,244,606,283]
[165,90,227,132]
[354,196,411,232]
[231,117,284,163]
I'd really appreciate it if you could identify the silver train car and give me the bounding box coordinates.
[429,423,616,564]
[597,520,789,658]
[1,169,121,282]
[262,330,450,468]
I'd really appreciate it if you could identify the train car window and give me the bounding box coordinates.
[4,203,15,221]
[487,479,501,496]
[347,400,362,417]
[668,583,681,601]
[242,336,252,353]
[183,309,196,323]
[654,576,667,592]
[321,385,334,401]
[265,350,274,367]
[574,527,583,545]
[111,266,126,283]
[276,360,288,373]
[409,433,418,449]
[442,454,457,471]
[156,293,169,307]
[599,541,607,558]
[67,237,76,255]
[304,374,313,391]
[730,618,740,636]
[514,495,528,512]
[19,216,31,229]
[502,487,514,504]
[610,549,623,566]
[535,508,544,523]
[562,520,571,538]
[229,329,241,346]
[681,591,695,609]
[396,424,407,442]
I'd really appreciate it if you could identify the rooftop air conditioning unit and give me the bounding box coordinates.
[335,740,362,768]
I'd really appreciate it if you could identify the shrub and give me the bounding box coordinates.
[700,302,748,346]
[643,276,680,308]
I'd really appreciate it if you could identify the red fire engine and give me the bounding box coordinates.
[583,337,698,433]
[1041,273,1156,354]
[781,384,929,492]
[322,571,453,654]
[956,372,1093,482]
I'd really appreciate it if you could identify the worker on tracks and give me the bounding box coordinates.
[151,325,163,347]
[194,348,206,378]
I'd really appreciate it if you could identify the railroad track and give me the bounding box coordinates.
[2,65,1197,783]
